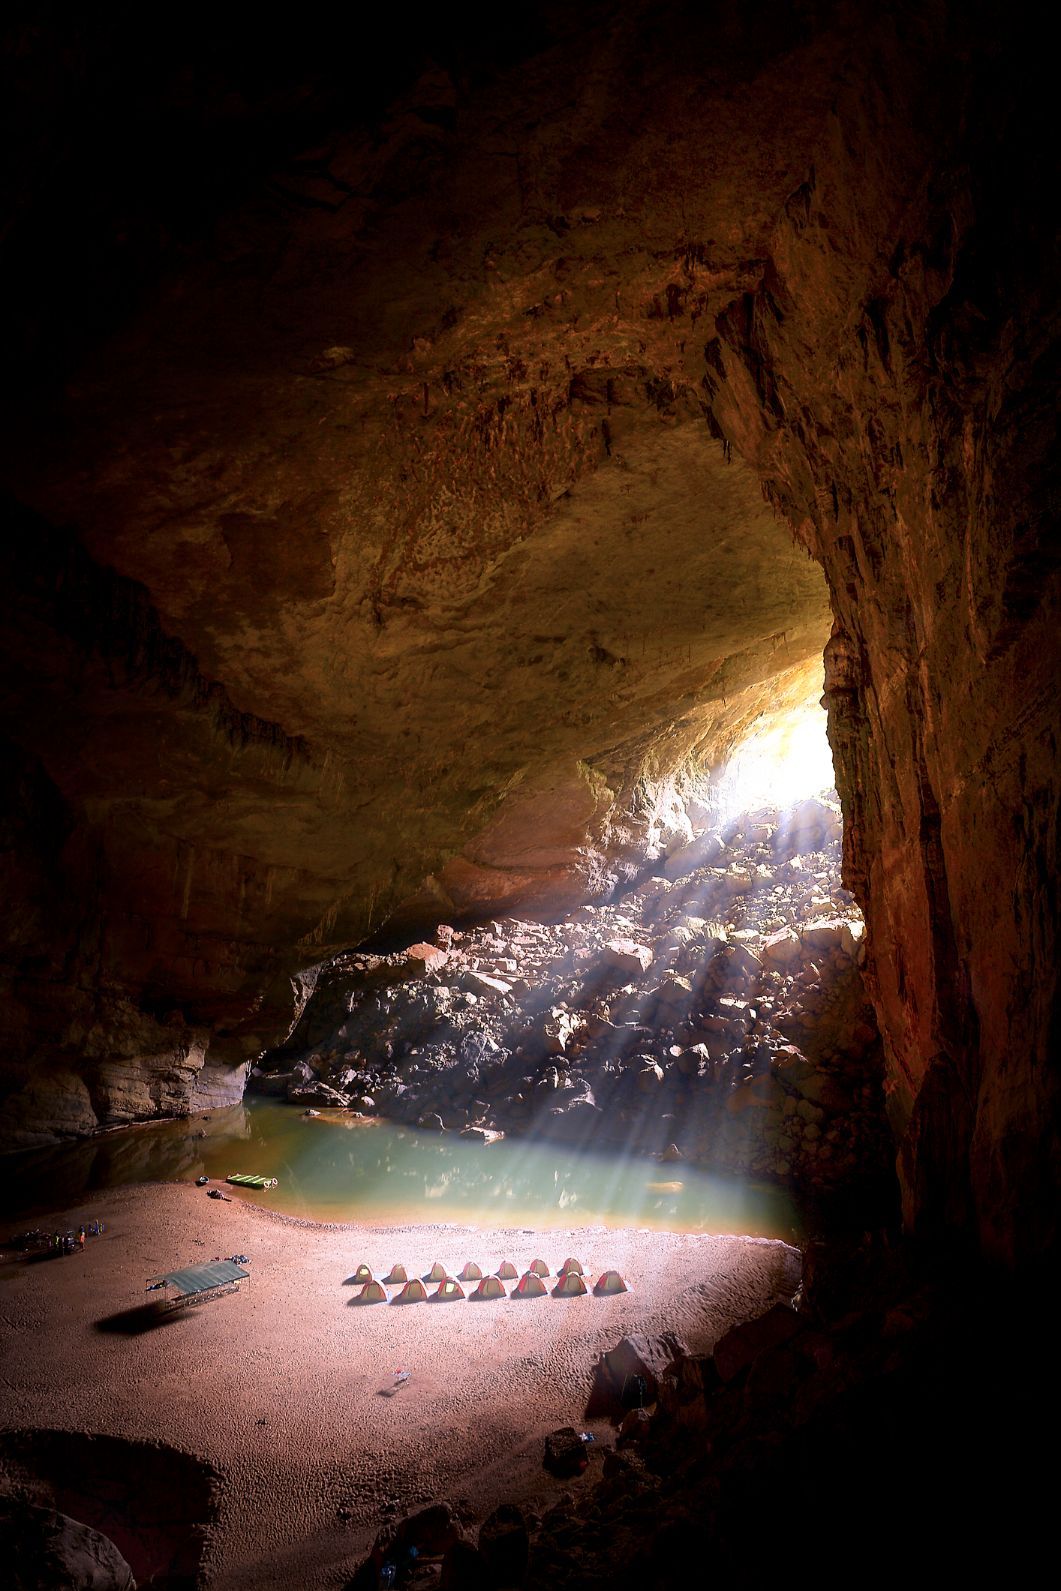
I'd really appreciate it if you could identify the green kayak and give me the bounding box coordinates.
[226,1173,278,1189]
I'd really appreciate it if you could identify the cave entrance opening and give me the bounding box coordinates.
[703,691,838,825]
[222,676,894,1238]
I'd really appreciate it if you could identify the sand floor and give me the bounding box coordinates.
[0,1182,801,1588]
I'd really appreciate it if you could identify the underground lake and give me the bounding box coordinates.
[0,1096,800,1241]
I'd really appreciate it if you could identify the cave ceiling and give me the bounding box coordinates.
[1,4,836,1025]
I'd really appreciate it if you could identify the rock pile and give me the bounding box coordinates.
[254,796,890,1193]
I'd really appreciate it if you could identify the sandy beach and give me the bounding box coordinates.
[0,1182,800,1588]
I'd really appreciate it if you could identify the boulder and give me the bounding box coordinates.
[460,1030,501,1067]
[543,1427,588,1477]
[726,1074,783,1114]
[801,916,862,958]
[725,942,763,981]
[636,1061,665,1092]
[663,830,724,881]
[658,1353,720,1418]
[673,1046,705,1077]
[464,971,513,998]
[246,1067,295,1096]
[543,1009,580,1054]
[602,939,654,977]
[404,942,450,975]
[0,1501,136,1591]
[762,928,802,967]
[441,1539,493,1590]
[618,1407,652,1445]
[790,1071,857,1113]
[387,1502,461,1559]
[772,797,841,856]
[478,1503,530,1585]
[713,1304,803,1383]
[542,1096,602,1140]
[654,973,694,1010]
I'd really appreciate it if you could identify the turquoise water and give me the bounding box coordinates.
[1,1097,800,1241]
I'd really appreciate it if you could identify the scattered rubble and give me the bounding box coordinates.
[254,795,890,1194]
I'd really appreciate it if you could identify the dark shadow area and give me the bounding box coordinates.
[0,1429,220,1590]
[93,1302,188,1337]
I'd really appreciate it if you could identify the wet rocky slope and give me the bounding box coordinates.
[257,795,891,1205]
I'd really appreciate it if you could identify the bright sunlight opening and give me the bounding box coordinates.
[715,697,836,820]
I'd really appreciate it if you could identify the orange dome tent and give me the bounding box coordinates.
[352,1263,374,1284]
[470,1275,506,1301]
[458,1261,483,1281]
[393,1278,428,1304]
[528,1258,550,1277]
[512,1272,547,1299]
[423,1261,449,1282]
[383,1264,408,1284]
[355,1279,387,1304]
[594,1270,628,1295]
[558,1257,584,1276]
[432,1278,465,1302]
[553,1270,588,1297]
[496,1261,518,1280]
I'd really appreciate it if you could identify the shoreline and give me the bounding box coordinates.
[1,1181,801,1589]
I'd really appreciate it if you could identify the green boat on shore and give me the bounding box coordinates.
[226,1173,278,1189]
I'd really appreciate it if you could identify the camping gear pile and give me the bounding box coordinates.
[5,1222,106,1259]
[348,1256,629,1304]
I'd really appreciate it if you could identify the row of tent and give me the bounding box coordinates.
[349,1257,629,1304]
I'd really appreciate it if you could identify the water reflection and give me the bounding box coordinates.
[0,1098,799,1241]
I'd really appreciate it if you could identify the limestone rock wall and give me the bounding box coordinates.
[698,8,1059,1262]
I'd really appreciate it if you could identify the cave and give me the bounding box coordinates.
[0,3,1057,1587]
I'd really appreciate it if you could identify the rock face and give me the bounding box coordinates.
[0,6,1056,1261]
[690,16,1060,1263]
